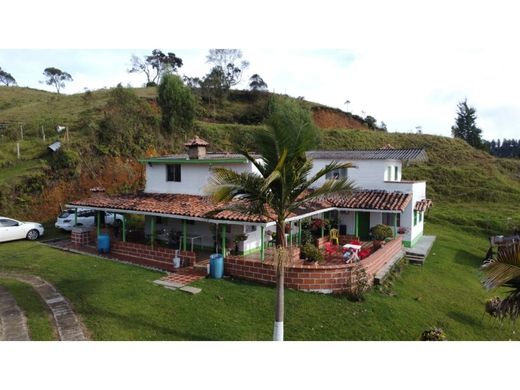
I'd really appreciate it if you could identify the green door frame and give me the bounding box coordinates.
[260,226,265,262]
[221,224,226,259]
[150,216,155,249]
[356,211,371,241]
[122,214,126,242]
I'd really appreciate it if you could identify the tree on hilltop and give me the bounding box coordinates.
[451,99,483,148]
[206,49,249,91]
[157,74,195,136]
[128,49,183,87]
[0,67,16,86]
[249,74,268,92]
[42,67,73,94]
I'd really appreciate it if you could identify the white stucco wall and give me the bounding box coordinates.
[309,159,402,190]
[144,161,260,195]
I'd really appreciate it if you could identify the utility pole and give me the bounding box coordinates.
[41,125,46,141]
[20,124,23,141]
[16,142,20,159]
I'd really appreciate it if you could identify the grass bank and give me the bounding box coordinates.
[0,220,517,340]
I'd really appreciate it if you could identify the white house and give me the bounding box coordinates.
[68,137,431,261]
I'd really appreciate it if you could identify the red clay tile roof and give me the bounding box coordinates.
[68,190,412,223]
[327,190,412,211]
[69,193,271,223]
[414,198,433,212]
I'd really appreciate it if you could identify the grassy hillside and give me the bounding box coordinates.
[1,85,519,236]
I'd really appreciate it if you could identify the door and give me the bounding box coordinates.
[357,212,371,241]
[0,218,24,242]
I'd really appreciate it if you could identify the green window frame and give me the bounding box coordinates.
[413,211,418,226]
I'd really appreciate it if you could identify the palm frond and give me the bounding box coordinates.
[206,167,266,203]
[482,243,520,290]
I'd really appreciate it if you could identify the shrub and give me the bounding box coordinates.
[419,327,446,341]
[371,224,393,241]
[50,147,80,172]
[347,261,369,301]
[97,85,161,156]
[300,243,324,263]
[300,229,314,245]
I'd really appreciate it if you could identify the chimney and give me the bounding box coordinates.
[184,136,209,159]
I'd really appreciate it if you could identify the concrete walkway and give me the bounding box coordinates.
[0,285,30,341]
[0,274,88,341]
[406,235,436,264]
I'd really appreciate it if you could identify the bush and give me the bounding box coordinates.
[300,229,314,245]
[346,261,369,301]
[300,243,324,263]
[50,147,80,172]
[97,85,161,156]
[370,224,393,241]
[419,327,446,341]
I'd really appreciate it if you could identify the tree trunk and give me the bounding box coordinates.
[273,220,287,341]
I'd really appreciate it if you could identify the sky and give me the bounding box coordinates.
[2,1,520,386]
[1,1,520,142]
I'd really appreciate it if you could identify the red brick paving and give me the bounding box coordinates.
[161,267,207,285]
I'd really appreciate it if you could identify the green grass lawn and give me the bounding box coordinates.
[0,278,56,340]
[0,221,517,340]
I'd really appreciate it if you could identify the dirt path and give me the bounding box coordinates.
[0,274,88,341]
[0,285,30,341]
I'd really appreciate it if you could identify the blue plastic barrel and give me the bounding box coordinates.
[97,233,111,254]
[209,254,224,279]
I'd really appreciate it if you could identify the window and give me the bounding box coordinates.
[386,166,392,181]
[394,166,399,181]
[419,212,423,223]
[325,167,348,180]
[166,164,181,182]
[0,218,19,227]
[413,211,418,226]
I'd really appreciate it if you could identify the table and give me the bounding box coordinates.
[343,243,362,252]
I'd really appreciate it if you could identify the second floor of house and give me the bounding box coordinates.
[141,137,428,197]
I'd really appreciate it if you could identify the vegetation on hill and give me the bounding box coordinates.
[1,85,519,237]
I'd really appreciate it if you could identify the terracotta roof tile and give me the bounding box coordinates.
[414,198,433,212]
[69,190,412,223]
[327,190,411,212]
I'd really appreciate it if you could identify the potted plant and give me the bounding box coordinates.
[419,327,446,341]
[370,224,394,250]
[300,243,324,264]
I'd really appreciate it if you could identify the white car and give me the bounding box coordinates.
[55,209,123,231]
[0,217,44,243]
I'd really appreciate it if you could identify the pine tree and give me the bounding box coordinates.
[451,99,483,148]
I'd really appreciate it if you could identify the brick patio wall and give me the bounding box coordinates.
[74,227,196,272]
[109,240,196,271]
[225,237,403,294]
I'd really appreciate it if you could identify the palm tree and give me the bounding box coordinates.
[482,242,520,320]
[207,97,356,340]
